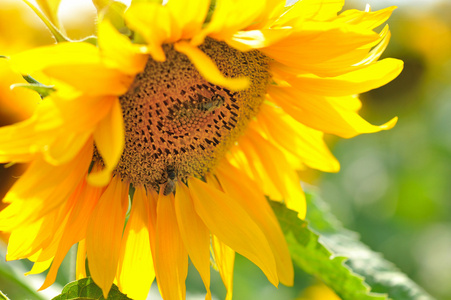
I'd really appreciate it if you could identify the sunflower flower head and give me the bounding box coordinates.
[0,0,403,299]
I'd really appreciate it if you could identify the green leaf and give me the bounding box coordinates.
[52,278,132,300]
[304,190,436,300]
[271,200,387,300]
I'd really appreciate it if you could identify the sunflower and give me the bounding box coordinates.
[0,0,402,299]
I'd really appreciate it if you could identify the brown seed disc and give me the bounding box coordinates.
[111,37,271,189]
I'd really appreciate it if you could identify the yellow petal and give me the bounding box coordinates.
[29,183,86,263]
[274,58,403,97]
[247,0,285,30]
[6,214,56,261]
[116,186,155,300]
[10,40,133,96]
[154,192,188,300]
[227,28,292,52]
[27,251,42,263]
[214,162,294,286]
[192,0,266,45]
[188,177,279,286]
[262,22,380,77]
[237,131,307,218]
[0,141,93,230]
[92,0,110,12]
[271,24,390,77]
[43,63,134,96]
[335,6,395,30]
[14,204,70,266]
[358,25,391,66]
[10,42,101,75]
[98,20,148,75]
[124,3,171,61]
[268,86,398,138]
[227,146,283,201]
[76,239,87,280]
[30,207,71,263]
[232,134,306,218]
[88,98,124,187]
[167,0,210,40]
[26,257,53,275]
[0,100,58,163]
[257,103,339,172]
[275,0,344,25]
[40,181,104,290]
[174,42,249,91]
[212,235,235,300]
[43,130,93,166]
[174,181,211,300]
[53,96,116,136]
[0,95,113,164]
[146,188,159,253]
[86,177,129,298]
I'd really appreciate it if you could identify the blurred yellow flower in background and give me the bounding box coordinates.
[297,282,341,300]
[0,0,54,245]
[0,0,54,121]
[0,0,402,299]
[400,13,451,67]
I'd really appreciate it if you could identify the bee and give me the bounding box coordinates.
[162,166,177,196]
[198,94,225,113]
[167,94,225,125]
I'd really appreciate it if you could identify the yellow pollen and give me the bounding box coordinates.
[111,37,271,191]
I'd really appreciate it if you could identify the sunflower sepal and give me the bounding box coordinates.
[22,0,70,43]
[94,1,132,39]
[10,82,55,99]
[9,74,56,99]
[79,35,99,46]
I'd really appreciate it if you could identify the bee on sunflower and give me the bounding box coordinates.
[0,0,402,299]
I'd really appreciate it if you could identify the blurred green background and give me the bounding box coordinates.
[1,0,450,299]
[319,1,451,299]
